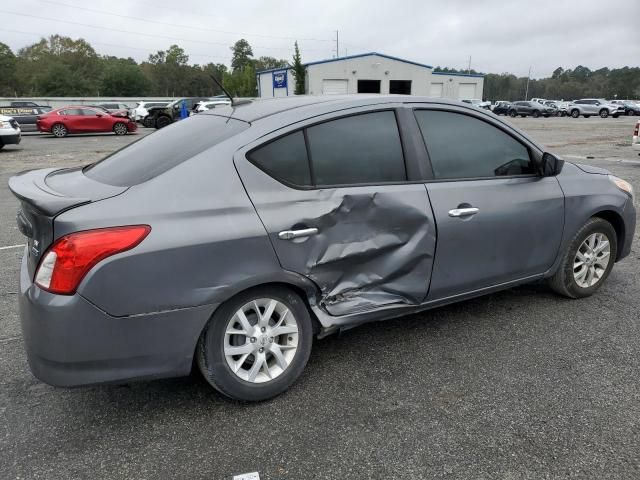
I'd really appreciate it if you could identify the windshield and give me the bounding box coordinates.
[84,115,249,186]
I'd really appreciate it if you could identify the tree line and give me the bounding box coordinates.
[435,66,640,101]
[0,35,638,100]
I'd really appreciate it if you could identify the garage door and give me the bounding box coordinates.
[458,83,476,100]
[322,79,348,95]
[430,82,444,98]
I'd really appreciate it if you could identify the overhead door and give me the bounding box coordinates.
[322,79,348,95]
[430,82,444,98]
[458,83,476,100]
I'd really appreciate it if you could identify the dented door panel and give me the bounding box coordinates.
[234,160,436,316]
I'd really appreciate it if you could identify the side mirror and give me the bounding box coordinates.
[540,152,564,176]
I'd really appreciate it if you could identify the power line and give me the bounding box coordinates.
[0,28,230,61]
[0,10,331,53]
[32,0,334,44]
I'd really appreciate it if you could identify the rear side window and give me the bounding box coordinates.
[415,110,534,179]
[248,111,406,187]
[249,131,310,186]
[85,115,249,186]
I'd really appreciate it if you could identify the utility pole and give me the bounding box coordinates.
[467,55,471,75]
[525,66,531,100]
[335,30,339,58]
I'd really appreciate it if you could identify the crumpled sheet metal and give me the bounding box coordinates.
[292,189,435,316]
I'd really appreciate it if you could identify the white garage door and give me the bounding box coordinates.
[322,79,348,95]
[430,82,444,98]
[458,83,476,100]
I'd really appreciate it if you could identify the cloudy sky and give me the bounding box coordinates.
[0,0,637,78]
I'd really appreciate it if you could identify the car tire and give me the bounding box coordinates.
[548,217,617,299]
[155,115,172,129]
[197,286,314,401]
[599,109,609,118]
[113,122,128,135]
[571,109,580,118]
[532,110,541,118]
[0,144,4,150]
[51,123,68,138]
[508,110,517,117]
[142,116,154,128]
[627,110,635,116]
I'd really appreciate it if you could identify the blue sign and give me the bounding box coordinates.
[272,70,288,89]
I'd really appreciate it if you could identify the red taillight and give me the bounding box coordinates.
[35,225,151,295]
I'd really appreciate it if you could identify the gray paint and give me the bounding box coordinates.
[8,95,636,387]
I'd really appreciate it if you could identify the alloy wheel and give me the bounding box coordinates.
[224,298,299,383]
[573,232,611,288]
[52,124,67,137]
[114,123,127,135]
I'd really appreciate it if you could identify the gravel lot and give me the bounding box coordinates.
[1,117,639,480]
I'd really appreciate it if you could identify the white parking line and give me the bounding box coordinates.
[0,244,24,251]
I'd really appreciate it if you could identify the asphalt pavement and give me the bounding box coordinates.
[1,118,639,479]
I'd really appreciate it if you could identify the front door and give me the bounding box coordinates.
[235,109,436,316]
[413,107,564,300]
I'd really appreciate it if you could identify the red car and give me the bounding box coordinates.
[36,106,137,138]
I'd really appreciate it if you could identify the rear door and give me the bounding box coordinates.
[234,107,436,316]
[413,106,564,300]
[59,108,86,132]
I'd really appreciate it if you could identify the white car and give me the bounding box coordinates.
[195,99,232,112]
[131,101,170,122]
[0,114,21,150]
[633,119,640,154]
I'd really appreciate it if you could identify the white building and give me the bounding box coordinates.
[257,52,484,100]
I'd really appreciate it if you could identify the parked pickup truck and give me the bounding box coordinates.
[0,103,52,132]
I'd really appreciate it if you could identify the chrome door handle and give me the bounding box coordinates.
[448,207,479,218]
[278,227,319,240]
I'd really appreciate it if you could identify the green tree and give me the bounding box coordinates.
[100,57,151,96]
[0,42,17,96]
[291,41,305,95]
[230,39,253,72]
[254,56,288,71]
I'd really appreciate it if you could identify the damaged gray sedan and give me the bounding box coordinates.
[10,96,636,401]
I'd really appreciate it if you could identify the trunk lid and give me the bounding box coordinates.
[9,167,127,277]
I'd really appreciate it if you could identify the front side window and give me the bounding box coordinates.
[415,110,534,179]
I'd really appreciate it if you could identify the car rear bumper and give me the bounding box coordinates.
[0,131,21,145]
[18,251,215,387]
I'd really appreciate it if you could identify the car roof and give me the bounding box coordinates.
[202,95,474,123]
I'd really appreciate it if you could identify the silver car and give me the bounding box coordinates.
[568,99,624,118]
[10,96,636,401]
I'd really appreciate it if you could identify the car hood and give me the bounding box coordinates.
[572,163,611,175]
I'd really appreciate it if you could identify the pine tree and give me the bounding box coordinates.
[292,41,305,95]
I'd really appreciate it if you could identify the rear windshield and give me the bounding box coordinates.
[84,115,249,186]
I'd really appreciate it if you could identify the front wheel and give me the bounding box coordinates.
[532,110,541,118]
[197,286,313,401]
[509,110,517,118]
[548,217,617,299]
[113,122,128,135]
[571,109,580,118]
[142,116,155,128]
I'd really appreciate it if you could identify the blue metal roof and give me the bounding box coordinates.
[256,52,435,75]
[432,71,484,78]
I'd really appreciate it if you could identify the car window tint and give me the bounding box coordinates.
[249,131,311,186]
[61,108,83,115]
[415,110,534,179]
[80,109,99,116]
[85,115,249,187]
[306,111,406,186]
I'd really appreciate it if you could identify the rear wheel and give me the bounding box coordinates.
[142,115,154,128]
[51,123,68,138]
[197,286,313,401]
[532,110,541,118]
[599,109,609,118]
[508,110,517,117]
[627,110,635,116]
[113,122,128,135]
[571,109,580,118]
[548,217,617,299]
[155,115,172,129]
